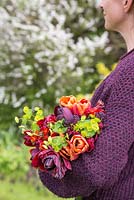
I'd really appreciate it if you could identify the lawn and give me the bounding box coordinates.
[0,178,74,200]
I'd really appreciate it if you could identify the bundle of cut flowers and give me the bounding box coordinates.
[15,95,104,179]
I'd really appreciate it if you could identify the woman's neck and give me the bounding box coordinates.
[119,21,134,52]
[124,29,134,52]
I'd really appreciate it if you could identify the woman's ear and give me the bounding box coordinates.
[123,0,134,12]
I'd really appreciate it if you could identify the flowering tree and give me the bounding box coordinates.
[0,0,123,128]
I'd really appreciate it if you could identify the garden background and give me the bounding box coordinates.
[0,0,126,200]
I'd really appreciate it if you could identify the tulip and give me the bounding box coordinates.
[31,148,72,179]
[59,95,77,109]
[69,135,89,159]
[54,106,78,125]
[59,144,79,161]
[72,99,90,116]
[30,148,44,170]
[60,135,90,161]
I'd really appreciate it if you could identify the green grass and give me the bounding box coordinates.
[0,179,74,200]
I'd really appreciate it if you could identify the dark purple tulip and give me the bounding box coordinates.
[44,157,55,170]
[30,148,39,158]
[30,148,45,170]
[54,106,78,125]
[73,114,80,124]
[62,107,74,124]
[54,106,65,120]
[39,148,72,179]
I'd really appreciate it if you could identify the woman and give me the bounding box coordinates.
[39,0,134,199]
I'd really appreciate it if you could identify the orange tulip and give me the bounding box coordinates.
[60,135,89,161]
[72,99,91,115]
[69,135,89,159]
[59,95,77,109]
[59,143,79,161]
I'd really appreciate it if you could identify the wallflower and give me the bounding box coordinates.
[37,118,45,128]
[24,135,36,146]
[40,127,50,140]
[23,130,39,146]
[85,100,104,115]
[44,114,56,124]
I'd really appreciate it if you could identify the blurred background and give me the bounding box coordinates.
[0,0,126,199]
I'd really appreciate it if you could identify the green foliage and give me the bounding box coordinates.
[16,106,44,133]
[75,197,83,200]
[0,179,73,200]
[48,136,68,152]
[0,0,123,131]
[0,144,29,178]
[15,117,19,124]
[49,120,67,134]
[74,115,100,138]
[0,0,117,130]
[0,128,30,179]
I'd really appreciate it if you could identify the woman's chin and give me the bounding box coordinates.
[104,22,113,31]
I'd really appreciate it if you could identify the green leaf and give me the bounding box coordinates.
[34,107,40,111]
[90,119,100,132]
[82,130,96,138]
[15,117,19,124]
[27,109,32,118]
[31,122,39,131]
[22,114,29,120]
[94,117,101,123]
[89,114,95,118]
[21,117,27,125]
[81,115,86,121]
[23,106,29,114]
[48,136,67,152]
[36,109,43,116]
[50,120,67,134]
[34,108,44,121]
[48,136,52,143]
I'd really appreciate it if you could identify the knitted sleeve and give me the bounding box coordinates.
[39,70,134,198]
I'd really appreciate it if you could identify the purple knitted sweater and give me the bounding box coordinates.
[39,49,134,200]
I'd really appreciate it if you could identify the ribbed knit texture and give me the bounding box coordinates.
[39,49,134,200]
